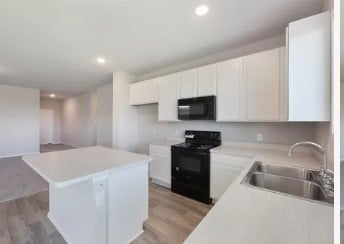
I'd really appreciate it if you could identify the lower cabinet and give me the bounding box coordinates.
[149,145,171,188]
[211,153,251,200]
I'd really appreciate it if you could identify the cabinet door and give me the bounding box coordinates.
[142,78,159,104]
[288,12,330,121]
[211,154,250,200]
[217,57,245,121]
[158,73,180,121]
[149,152,171,188]
[197,64,217,96]
[129,82,142,105]
[244,48,280,121]
[180,69,197,99]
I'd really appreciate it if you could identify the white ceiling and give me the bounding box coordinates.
[0,0,324,98]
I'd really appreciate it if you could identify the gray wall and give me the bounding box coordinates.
[0,84,40,157]
[61,91,97,148]
[96,83,113,147]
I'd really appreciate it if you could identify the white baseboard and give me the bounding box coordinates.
[126,230,144,243]
[0,151,40,159]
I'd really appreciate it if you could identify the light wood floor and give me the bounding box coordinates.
[0,184,211,244]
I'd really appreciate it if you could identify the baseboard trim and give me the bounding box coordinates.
[126,230,144,243]
[0,151,40,159]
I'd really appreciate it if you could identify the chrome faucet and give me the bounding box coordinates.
[288,141,333,196]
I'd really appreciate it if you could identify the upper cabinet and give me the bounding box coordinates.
[129,78,159,105]
[179,69,197,99]
[244,48,281,121]
[287,11,330,121]
[129,82,142,105]
[158,73,180,122]
[217,57,245,121]
[197,64,217,96]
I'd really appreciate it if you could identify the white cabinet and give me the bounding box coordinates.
[244,48,281,121]
[197,64,217,96]
[142,78,159,104]
[287,11,330,121]
[129,82,142,105]
[158,73,180,121]
[149,145,171,188]
[216,57,245,121]
[129,78,159,105]
[211,153,250,200]
[180,69,197,99]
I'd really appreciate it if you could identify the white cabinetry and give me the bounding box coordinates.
[180,69,197,99]
[158,73,180,121]
[287,11,330,121]
[216,57,245,121]
[244,48,281,121]
[197,64,217,96]
[129,82,142,105]
[129,78,159,105]
[211,153,250,200]
[149,145,171,188]
[142,78,159,104]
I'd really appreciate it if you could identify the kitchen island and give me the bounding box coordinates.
[184,143,333,244]
[23,146,152,244]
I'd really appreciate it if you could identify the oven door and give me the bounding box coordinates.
[178,96,216,120]
[171,149,210,188]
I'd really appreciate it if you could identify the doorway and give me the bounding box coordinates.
[40,109,54,144]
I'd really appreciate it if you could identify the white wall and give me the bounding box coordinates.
[96,83,113,147]
[61,91,97,148]
[40,97,62,144]
[112,71,139,151]
[0,84,40,157]
[135,105,318,154]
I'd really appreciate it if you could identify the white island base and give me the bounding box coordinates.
[23,146,151,244]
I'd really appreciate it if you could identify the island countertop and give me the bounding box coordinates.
[184,143,333,244]
[23,146,153,188]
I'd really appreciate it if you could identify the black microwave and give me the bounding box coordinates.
[178,96,216,120]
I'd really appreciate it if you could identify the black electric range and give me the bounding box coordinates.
[171,130,221,204]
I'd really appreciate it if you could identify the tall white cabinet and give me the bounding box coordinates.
[287,11,330,121]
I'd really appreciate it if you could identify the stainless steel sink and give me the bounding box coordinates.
[241,162,333,205]
[255,163,318,181]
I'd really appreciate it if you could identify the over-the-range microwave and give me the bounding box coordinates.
[177,96,216,120]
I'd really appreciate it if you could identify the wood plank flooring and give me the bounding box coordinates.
[132,184,212,244]
[0,184,211,244]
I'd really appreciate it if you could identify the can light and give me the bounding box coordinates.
[97,57,106,64]
[50,94,56,98]
[195,5,209,16]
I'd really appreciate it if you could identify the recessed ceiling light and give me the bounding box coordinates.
[97,57,106,64]
[50,94,56,98]
[195,5,209,16]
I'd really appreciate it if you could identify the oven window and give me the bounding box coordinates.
[178,156,201,174]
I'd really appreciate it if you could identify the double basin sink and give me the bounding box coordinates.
[241,162,333,205]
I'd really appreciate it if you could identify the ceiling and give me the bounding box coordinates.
[0,0,324,98]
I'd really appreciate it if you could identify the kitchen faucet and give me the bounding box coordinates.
[288,141,333,196]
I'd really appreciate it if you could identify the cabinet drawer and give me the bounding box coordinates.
[211,153,251,169]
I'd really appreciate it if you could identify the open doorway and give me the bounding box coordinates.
[40,109,54,144]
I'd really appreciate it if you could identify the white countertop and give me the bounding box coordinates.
[184,143,333,244]
[23,146,153,188]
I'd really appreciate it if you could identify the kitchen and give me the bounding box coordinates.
[0,0,338,243]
